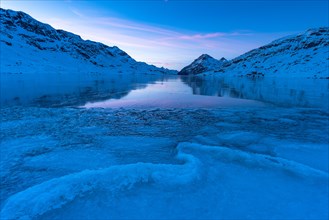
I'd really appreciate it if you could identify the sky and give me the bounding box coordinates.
[1,0,328,70]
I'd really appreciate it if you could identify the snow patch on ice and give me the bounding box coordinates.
[179,142,328,180]
[0,150,201,220]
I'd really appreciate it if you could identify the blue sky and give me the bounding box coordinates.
[2,0,328,69]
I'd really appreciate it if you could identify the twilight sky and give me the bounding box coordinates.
[2,0,328,70]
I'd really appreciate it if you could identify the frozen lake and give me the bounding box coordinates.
[1,73,328,219]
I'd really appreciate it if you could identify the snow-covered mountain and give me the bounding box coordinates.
[217,27,329,78]
[0,8,177,74]
[178,54,227,75]
[181,28,329,78]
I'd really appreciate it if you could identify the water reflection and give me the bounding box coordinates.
[181,75,329,109]
[83,79,264,108]
[0,72,170,107]
[1,72,327,109]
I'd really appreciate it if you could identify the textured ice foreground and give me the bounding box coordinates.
[1,74,328,219]
[1,105,328,219]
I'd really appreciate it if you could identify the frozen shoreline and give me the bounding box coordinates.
[1,106,328,219]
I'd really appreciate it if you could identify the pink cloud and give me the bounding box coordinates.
[177,32,252,40]
[96,17,181,37]
[179,33,225,40]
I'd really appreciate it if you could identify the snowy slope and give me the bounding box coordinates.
[0,8,177,74]
[181,28,329,78]
[178,54,227,75]
[215,27,329,78]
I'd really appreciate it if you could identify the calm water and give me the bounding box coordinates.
[1,73,328,109]
[83,79,264,108]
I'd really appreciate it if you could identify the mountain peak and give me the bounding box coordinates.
[219,57,227,62]
[198,54,213,60]
[178,54,227,75]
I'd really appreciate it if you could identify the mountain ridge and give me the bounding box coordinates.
[0,8,177,74]
[1,8,328,78]
[180,27,329,78]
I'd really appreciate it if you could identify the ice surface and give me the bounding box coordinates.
[1,76,328,219]
[1,104,328,219]
[1,149,200,220]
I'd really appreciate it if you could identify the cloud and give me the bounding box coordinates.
[96,17,181,37]
[171,31,253,41]
[44,10,278,70]
[71,9,84,18]
[179,33,224,40]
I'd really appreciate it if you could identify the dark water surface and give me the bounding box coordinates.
[1,73,328,109]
